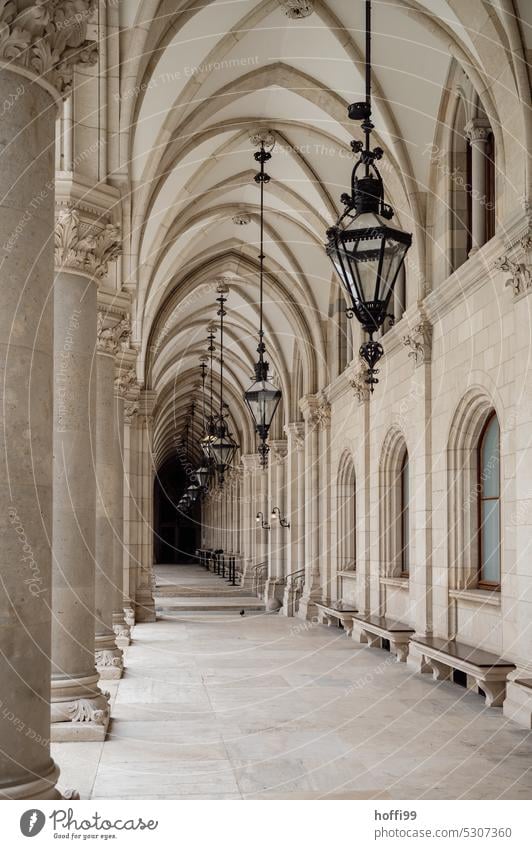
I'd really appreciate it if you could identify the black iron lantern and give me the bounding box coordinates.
[244,132,281,463]
[326,0,411,391]
[194,465,210,488]
[210,419,238,472]
[244,361,281,443]
[211,282,239,485]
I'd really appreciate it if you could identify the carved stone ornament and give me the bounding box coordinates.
[115,367,137,399]
[95,649,123,670]
[124,400,139,424]
[270,441,288,464]
[66,697,109,725]
[97,312,130,355]
[55,207,121,278]
[496,254,532,297]
[0,0,99,97]
[279,0,314,19]
[315,401,331,430]
[402,319,432,366]
[113,622,131,640]
[349,364,370,403]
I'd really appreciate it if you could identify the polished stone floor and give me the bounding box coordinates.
[52,565,532,800]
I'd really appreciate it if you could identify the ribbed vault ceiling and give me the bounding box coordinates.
[118,0,531,467]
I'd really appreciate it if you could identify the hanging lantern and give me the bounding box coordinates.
[325,0,411,391]
[244,131,281,464]
[244,361,282,442]
[210,420,238,471]
[194,465,210,488]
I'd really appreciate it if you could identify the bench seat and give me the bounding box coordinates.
[410,636,515,707]
[315,603,358,636]
[351,614,414,662]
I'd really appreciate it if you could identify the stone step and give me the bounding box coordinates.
[155,585,246,598]
[154,595,265,612]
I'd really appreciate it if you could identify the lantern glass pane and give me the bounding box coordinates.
[245,378,282,432]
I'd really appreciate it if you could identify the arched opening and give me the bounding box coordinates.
[337,453,356,573]
[153,457,201,564]
[400,451,410,578]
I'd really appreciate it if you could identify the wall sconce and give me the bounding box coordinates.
[256,511,270,530]
[271,506,290,528]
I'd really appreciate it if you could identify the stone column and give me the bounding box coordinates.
[240,455,256,586]
[123,398,139,627]
[298,396,321,619]
[50,207,120,741]
[465,118,491,254]
[256,465,269,564]
[349,365,371,614]
[0,0,97,801]
[94,313,128,679]
[281,424,304,615]
[134,390,156,622]
[113,366,137,648]
[317,399,332,603]
[402,318,433,651]
[265,440,288,610]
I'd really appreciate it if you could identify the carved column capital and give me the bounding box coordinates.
[402,319,433,366]
[114,367,137,399]
[283,422,305,450]
[269,439,288,464]
[299,394,321,428]
[55,206,121,278]
[96,312,130,356]
[0,0,99,98]
[464,118,491,144]
[349,359,370,404]
[495,243,532,298]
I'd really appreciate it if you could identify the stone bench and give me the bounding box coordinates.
[410,636,515,708]
[315,603,358,636]
[352,614,414,662]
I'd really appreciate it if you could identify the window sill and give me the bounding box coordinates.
[380,576,409,589]
[338,570,357,580]
[449,588,501,607]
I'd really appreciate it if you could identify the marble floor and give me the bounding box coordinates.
[53,565,532,800]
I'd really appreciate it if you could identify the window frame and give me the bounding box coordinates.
[477,411,501,591]
[400,451,410,578]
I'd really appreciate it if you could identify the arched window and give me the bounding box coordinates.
[379,430,409,581]
[478,413,501,588]
[337,454,356,572]
[400,452,410,577]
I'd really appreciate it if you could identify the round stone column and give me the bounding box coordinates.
[51,209,120,740]
[113,368,136,649]
[465,118,491,254]
[0,0,98,801]
[94,314,127,679]
[298,396,322,619]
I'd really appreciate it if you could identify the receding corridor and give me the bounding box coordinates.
[52,565,532,801]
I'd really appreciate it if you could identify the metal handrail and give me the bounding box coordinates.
[283,567,305,584]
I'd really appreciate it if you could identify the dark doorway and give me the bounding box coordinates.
[153,457,201,563]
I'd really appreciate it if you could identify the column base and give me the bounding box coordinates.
[264,579,283,611]
[95,633,124,679]
[124,605,135,628]
[297,594,319,621]
[113,616,131,649]
[135,588,156,622]
[0,762,62,800]
[503,675,532,729]
[51,673,110,742]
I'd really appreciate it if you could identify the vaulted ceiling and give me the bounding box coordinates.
[117,0,531,467]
